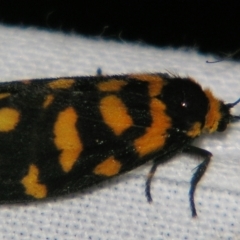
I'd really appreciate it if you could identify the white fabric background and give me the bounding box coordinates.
[0,25,239,240]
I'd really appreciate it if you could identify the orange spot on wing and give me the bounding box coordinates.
[134,98,171,157]
[0,93,11,100]
[130,74,165,97]
[54,107,83,172]
[0,108,20,132]
[48,79,75,89]
[94,156,122,177]
[98,79,127,92]
[21,164,47,199]
[43,94,54,108]
[100,95,133,135]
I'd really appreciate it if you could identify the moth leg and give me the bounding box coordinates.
[183,145,212,217]
[145,162,159,202]
[146,154,181,203]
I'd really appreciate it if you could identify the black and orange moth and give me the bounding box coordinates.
[0,73,239,217]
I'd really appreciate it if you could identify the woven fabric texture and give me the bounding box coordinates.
[0,25,239,240]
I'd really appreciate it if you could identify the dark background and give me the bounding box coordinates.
[1,0,240,59]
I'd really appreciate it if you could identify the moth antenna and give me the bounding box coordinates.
[230,115,240,123]
[226,98,240,122]
[226,98,240,108]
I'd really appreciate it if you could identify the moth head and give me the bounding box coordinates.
[217,98,240,132]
